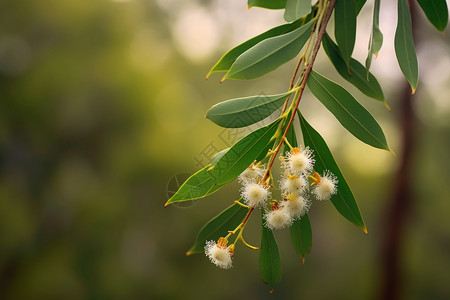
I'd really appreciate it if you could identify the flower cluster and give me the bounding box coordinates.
[265,146,337,230]
[204,145,339,268]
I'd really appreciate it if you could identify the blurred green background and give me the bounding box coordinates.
[1,0,449,299]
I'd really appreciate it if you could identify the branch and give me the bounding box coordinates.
[262,0,336,183]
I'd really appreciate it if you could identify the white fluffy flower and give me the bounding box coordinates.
[264,206,293,230]
[238,162,265,183]
[281,194,310,219]
[280,173,307,194]
[241,182,271,208]
[205,240,233,269]
[312,170,338,200]
[284,147,315,175]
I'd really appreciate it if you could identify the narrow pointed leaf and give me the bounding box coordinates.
[223,20,314,80]
[207,21,304,77]
[322,33,385,102]
[248,0,287,9]
[395,0,419,93]
[299,115,366,230]
[260,215,281,285]
[335,0,356,68]
[366,0,383,73]
[307,70,390,150]
[290,214,312,258]
[165,166,225,206]
[187,200,248,255]
[211,148,230,166]
[212,119,281,185]
[206,91,292,128]
[417,0,448,32]
[256,139,276,163]
[284,0,311,22]
[284,115,298,153]
[370,28,383,57]
[355,0,367,15]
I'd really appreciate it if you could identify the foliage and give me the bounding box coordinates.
[165,0,448,286]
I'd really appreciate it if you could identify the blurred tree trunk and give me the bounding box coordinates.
[379,0,418,299]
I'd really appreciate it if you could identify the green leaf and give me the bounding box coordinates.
[395,0,419,93]
[307,70,390,151]
[211,148,230,166]
[207,21,304,77]
[322,33,386,102]
[187,200,248,255]
[417,0,448,32]
[284,0,311,22]
[284,115,298,153]
[206,91,292,128]
[223,20,314,80]
[212,119,281,185]
[165,166,225,206]
[260,214,281,285]
[248,0,287,9]
[290,214,312,259]
[256,141,275,163]
[334,0,356,69]
[299,114,366,231]
[366,0,383,75]
[355,0,367,15]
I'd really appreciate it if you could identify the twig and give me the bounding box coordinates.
[262,0,336,183]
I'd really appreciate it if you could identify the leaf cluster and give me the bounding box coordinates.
[166,0,448,286]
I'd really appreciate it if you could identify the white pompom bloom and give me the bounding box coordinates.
[311,171,338,200]
[238,162,265,183]
[284,147,315,175]
[241,182,271,208]
[264,206,293,230]
[280,173,307,194]
[205,238,233,269]
[281,193,310,219]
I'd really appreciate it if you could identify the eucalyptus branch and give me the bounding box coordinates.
[166,0,446,287]
[232,0,336,255]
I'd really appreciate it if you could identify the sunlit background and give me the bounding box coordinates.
[1,0,449,299]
